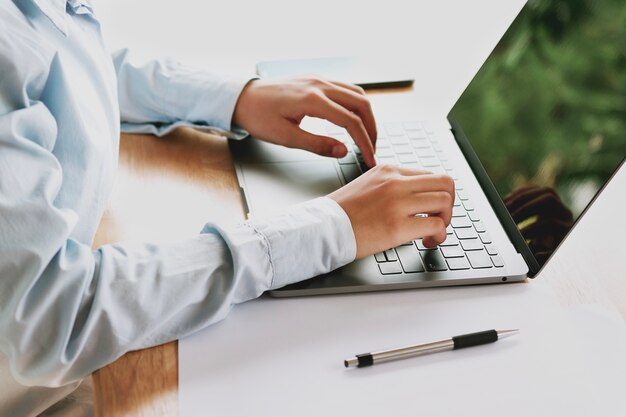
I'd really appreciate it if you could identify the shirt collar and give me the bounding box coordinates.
[67,0,94,15]
[32,0,68,35]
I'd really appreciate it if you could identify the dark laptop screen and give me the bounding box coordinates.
[451,0,626,267]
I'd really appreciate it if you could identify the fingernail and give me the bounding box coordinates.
[332,145,347,158]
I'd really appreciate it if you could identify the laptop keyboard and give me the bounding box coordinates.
[326,121,505,274]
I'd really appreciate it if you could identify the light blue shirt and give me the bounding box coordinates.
[0,1,356,415]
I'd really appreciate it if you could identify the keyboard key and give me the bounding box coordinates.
[398,153,418,164]
[466,250,493,268]
[462,200,474,211]
[452,206,466,217]
[376,148,394,158]
[400,241,413,246]
[356,157,369,173]
[378,261,403,275]
[377,155,397,165]
[414,239,432,251]
[410,138,431,148]
[338,153,357,165]
[446,225,454,234]
[415,147,436,158]
[422,121,434,134]
[460,238,483,251]
[402,162,423,170]
[454,181,464,190]
[455,228,478,240]
[479,232,492,244]
[453,199,461,207]
[393,144,412,154]
[446,256,471,270]
[457,190,469,200]
[420,250,448,271]
[491,255,504,268]
[384,249,398,262]
[374,252,386,263]
[451,216,472,228]
[340,164,361,183]
[473,221,486,233]
[376,139,391,149]
[440,235,460,246]
[396,246,426,273]
[432,142,443,152]
[420,156,440,167]
[407,130,427,140]
[440,245,465,258]
[403,121,423,131]
[385,123,404,136]
[390,136,409,145]
[468,211,480,222]
[428,166,447,175]
[485,244,498,256]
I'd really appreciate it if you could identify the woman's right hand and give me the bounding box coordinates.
[328,165,455,259]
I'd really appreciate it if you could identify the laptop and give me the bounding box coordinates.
[230,0,626,296]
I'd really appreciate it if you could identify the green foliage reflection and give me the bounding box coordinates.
[453,0,626,215]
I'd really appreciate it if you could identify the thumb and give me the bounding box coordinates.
[287,125,348,158]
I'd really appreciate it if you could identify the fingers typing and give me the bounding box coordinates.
[303,93,376,167]
[286,124,348,158]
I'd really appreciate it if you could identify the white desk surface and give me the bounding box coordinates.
[178,165,626,417]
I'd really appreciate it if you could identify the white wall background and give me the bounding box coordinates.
[96,0,526,114]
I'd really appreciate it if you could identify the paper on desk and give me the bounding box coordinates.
[179,283,626,417]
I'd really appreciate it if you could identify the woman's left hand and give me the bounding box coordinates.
[232,77,378,168]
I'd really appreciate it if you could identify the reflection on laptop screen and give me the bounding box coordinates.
[451,0,626,266]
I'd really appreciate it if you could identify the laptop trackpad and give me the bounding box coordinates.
[240,160,343,217]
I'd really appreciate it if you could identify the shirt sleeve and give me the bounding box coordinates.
[0,107,356,387]
[112,48,254,139]
[0,51,356,388]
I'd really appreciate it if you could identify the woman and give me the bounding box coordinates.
[0,1,454,415]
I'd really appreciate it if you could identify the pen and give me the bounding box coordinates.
[344,329,519,368]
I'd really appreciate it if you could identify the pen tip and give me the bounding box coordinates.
[497,329,520,339]
[344,358,359,368]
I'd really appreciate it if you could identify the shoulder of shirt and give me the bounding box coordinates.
[0,2,55,106]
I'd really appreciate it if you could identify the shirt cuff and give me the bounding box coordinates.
[245,196,357,290]
[184,76,257,133]
[120,120,250,140]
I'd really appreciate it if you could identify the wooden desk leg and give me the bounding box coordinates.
[92,342,179,417]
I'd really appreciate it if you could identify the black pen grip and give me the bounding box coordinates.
[452,329,498,349]
[355,354,374,367]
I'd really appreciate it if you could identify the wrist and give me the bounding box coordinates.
[231,78,259,129]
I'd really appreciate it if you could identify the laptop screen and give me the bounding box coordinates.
[451,0,626,268]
